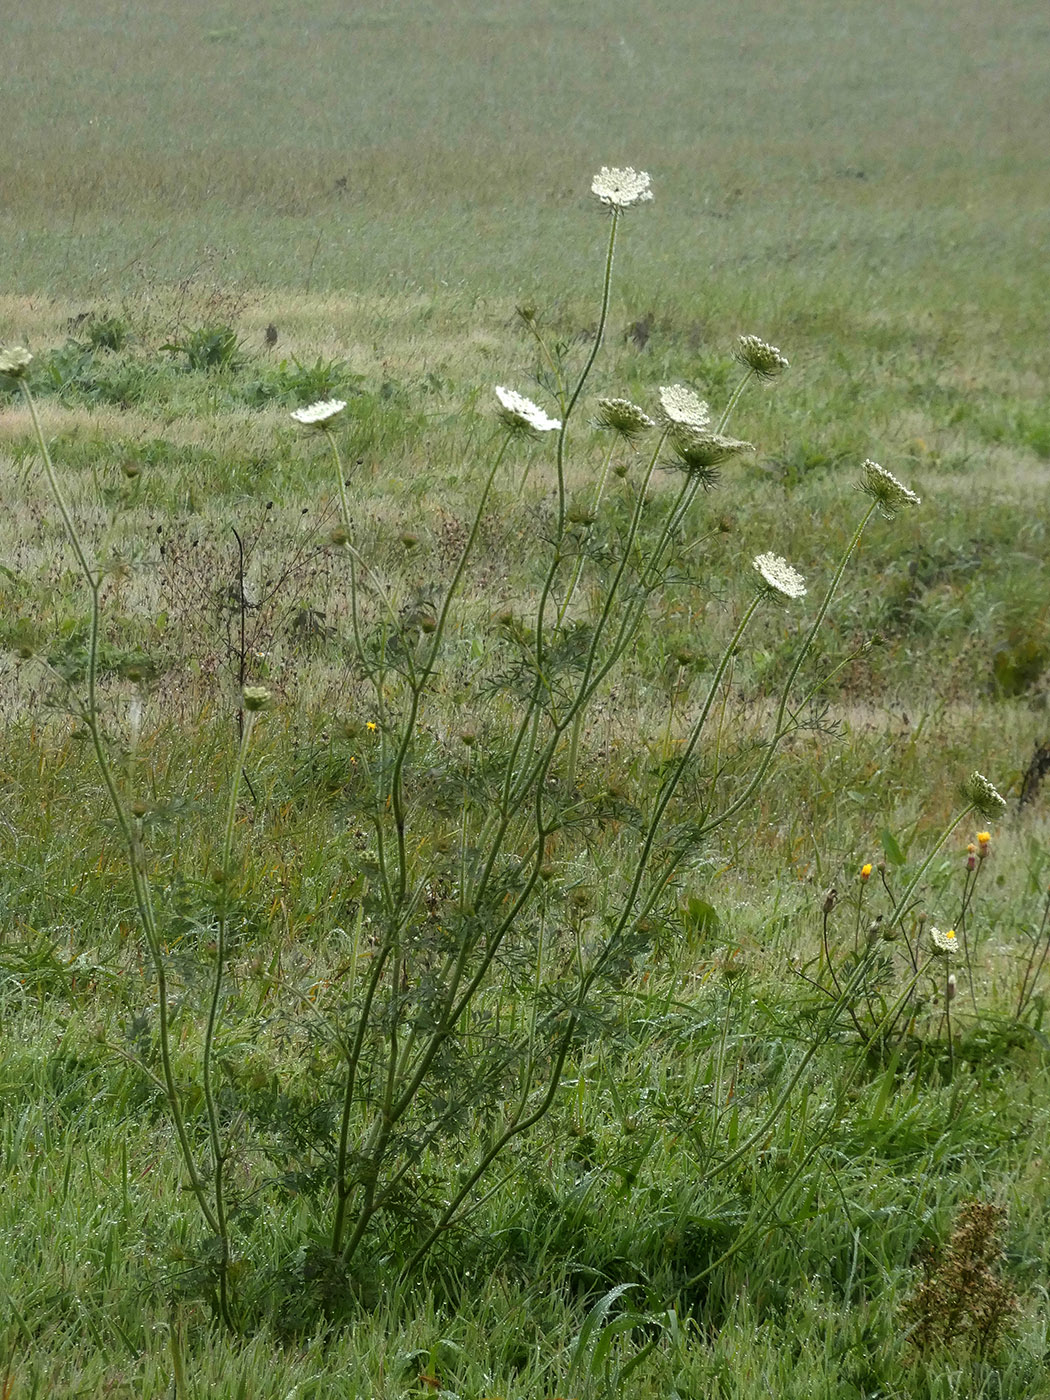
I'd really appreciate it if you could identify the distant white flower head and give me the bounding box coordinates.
[860,459,921,517]
[591,166,653,210]
[594,396,655,440]
[753,552,807,600]
[494,385,561,435]
[658,384,711,430]
[242,685,273,713]
[736,335,789,380]
[929,926,959,957]
[965,770,1007,817]
[0,346,33,379]
[291,399,347,427]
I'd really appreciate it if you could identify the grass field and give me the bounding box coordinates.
[2,2,1050,1397]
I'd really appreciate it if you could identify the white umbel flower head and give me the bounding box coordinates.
[929,926,959,957]
[753,552,807,600]
[658,384,711,430]
[860,459,921,517]
[0,346,33,379]
[594,396,655,440]
[494,385,561,435]
[965,770,1007,818]
[670,429,754,471]
[591,166,653,210]
[242,685,273,713]
[291,399,347,427]
[736,335,789,380]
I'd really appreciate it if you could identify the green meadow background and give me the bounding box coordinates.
[2,1,1050,1396]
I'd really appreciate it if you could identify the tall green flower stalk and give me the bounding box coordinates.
[284,163,927,1280]
[16,356,269,1330]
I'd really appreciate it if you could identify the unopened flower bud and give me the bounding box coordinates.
[947,973,957,1001]
[822,887,838,915]
[242,685,272,712]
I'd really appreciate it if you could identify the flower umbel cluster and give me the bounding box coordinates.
[736,335,789,380]
[860,459,921,517]
[0,346,33,379]
[494,386,561,435]
[291,399,347,427]
[930,926,959,956]
[594,397,655,440]
[590,166,653,210]
[668,428,754,482]
[658,384,710,429]
[966,771,1007,818]
[753,552,807,600]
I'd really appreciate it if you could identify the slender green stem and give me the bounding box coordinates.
[23,380,219,1238]
[716,367,755,435]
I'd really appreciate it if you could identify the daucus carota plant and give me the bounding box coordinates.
[7,163,926,1325]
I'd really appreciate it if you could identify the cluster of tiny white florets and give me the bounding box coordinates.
[753,552,807,600]
[860,459,921,517]
[290,399,347,427]
[736,335,789,380]
[966,770,1007,818]
[658,383,710,429]
[594,397,655,439]
[669,429,754,472]
[590,166,653,210]
[494,386,561,435]
[929,926,959,956]
[0,346,33,379]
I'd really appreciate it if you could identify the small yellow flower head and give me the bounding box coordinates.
[965,771,1007,818]
[658,383,711,430]
[366,720,378,732]
[860,863,873,882]
[242,685,272,712]
[290,398,347,427]
[590,166,653,210]
[594,396,655,441]
[494,385,561,436]
[753,552,807,600]
[0,346,33,380]
[736,335,789,381]
[930,926,959,957]
[860,459,922,518]
[977,830,991,847]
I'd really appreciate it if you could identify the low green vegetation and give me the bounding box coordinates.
[2,3,1050,1397]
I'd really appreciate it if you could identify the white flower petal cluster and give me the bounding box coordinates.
[929,926,959,956]
[753,552,807,600]
[658,383,710,429]
[966,770,1007,817]
[590,166,653,210]
[290,399,347,427]
[0,346,33,379]
[860,459,921,517]
[736,335,789,380]
[494,385,561,435]
[670,429,754,470]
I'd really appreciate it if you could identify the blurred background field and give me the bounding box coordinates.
[2,2,1050,1397]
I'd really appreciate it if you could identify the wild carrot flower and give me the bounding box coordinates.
[930,926,959,956]
[590,166,653,210]
[860,459,921,517]
[736,335,789,380]
[291,399,347,427]
[242,685,272,712]
[0,346,33,378]
[966,771,1006,818]
[494,386,561,435]
[594,397,655,440]
[753,552,807,600]
[658,384,710,430]
[668,428,754,483]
